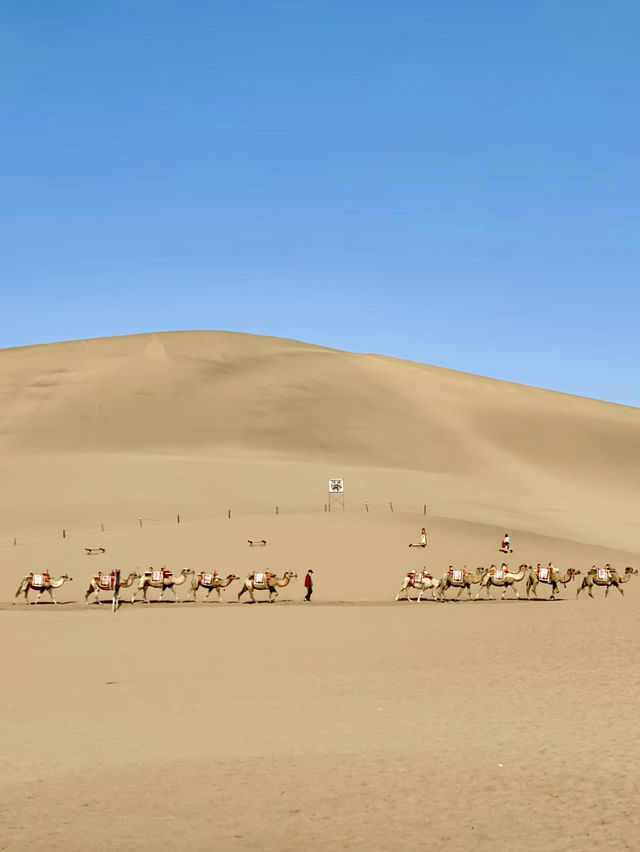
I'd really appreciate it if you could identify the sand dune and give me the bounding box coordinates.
[1,330,638,548]
[2,330,639,851]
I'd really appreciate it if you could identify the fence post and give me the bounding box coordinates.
[276,506,279,515]
[423,504,427,516]
[389,501,394,513]
[324,504,327,513]
[138,517,143,528]
[13,537,17,546]
[101,522,105,533]
[62,528,66,539]
[365,502,369,512]
[228,509,231,519]
[177,514,180,524]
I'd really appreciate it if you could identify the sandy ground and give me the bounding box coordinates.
[2,597,639,852]
[1,331,639,850]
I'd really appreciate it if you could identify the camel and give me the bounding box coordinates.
[395,569,440,602]
[476,563,530,600]
[131,567,194,603]
[237,571,298,603]
[526,564,580,600]
[439,565,488,600]
[85,571,140,605]
[14,573,73,605]
[576,565,637,598]
[189,572,240,602]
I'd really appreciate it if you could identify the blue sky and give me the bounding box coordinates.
[2,1,638,405]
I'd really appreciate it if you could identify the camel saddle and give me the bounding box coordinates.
[597,568,609,582]
[537,566,550,581]
[493,568,506,581]
[30,573,49,588]
[254,572,271,585]
[97,572,116,590]
[201,572,217,585]
[410,571,431,583]
[450,569,464,583]
[151,569,170,583]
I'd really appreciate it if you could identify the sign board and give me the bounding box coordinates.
[328,479,344,493]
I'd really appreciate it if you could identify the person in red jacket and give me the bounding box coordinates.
[304,570,314,602]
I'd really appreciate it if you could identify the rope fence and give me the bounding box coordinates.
[0,501,429,550]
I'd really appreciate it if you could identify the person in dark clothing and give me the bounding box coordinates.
[304,570,314,601]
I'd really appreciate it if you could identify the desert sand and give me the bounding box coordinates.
[1,330,639,851]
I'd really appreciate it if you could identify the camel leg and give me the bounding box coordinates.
[616,583,624,596]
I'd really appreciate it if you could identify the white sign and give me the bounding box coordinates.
[328,478,344,493]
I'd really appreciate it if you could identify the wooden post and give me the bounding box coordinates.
[423,504,427,516]
[365,502,369,512]
[177,514,180,524]
[276,506,279,515]
[138,517,143,528]
[62,528,66,539]
[13,537,17,546]
[228,509,231,519]
[101,522,105,533]
[324,503,327,513]
[389,501,394,513]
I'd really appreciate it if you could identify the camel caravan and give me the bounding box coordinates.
[12,566,299,606]
[10,560,637,607]
[395,563,637,602]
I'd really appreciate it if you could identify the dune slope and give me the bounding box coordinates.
[0,330,638,548]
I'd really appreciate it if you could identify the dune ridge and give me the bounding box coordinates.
[0,330,638,550]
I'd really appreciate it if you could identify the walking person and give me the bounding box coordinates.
[304,569,314,601]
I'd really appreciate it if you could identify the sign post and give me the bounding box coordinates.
[328,478,344,513]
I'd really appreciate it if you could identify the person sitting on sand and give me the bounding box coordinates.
[409,528,428,548]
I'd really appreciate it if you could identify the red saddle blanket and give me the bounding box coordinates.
[151,570,171,583]
[30,573,49,588]
[97,572,115,589]
[409,572,432,584]
[201,572,217,586]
